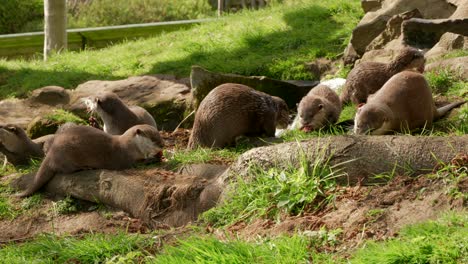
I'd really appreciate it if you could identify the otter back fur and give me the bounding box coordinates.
[84,92,157,135]
[188,83,289,149]
[354,71,466,135]
[295,84,342,132]
[17,124,164,197]
[340,47,425,105]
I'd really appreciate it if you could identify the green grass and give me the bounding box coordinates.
[0,0,363,99]
[350,211,468,264]
[202,144,344,227]
[152,235,332,264]
[0,232,152,263]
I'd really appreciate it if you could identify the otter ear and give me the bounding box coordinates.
[357,103,365,109]
[7,126,17,132]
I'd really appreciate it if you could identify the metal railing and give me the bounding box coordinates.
[0,18,215,58]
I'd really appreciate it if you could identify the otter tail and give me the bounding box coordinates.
[16,157,55,198]
[435,100,467,120]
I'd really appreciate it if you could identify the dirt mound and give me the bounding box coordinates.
[226,175,465,250]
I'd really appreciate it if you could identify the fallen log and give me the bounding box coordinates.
[12,166,225,228]
[223,135,468,184]
[10,136,466,227]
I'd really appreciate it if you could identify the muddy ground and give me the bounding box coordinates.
[0,128,466,251]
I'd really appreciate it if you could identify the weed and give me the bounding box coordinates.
[21,193,43,210]
[202,143,345,227]
[45,109,87,125]
[425,69,457,94]
[430,152,467,201]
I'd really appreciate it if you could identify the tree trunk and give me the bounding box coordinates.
[224,135,468,185]
[44,0,67,61]
[218,0,224,16]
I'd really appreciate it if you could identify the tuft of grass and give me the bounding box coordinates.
[165,144,250,167]
[350,211,468,264]
[429,152,467,201]
[202,144,344,227]
[0,0,363,99]
[0,232,153,263]
[52,196,80,215]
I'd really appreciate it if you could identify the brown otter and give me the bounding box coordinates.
[84,92,157,135]
[294,84,342,132]
[0,124,44,166]
[16,124,164,197]
[354,71,466,135]
[187,83,289,149]
[340,47,426,105]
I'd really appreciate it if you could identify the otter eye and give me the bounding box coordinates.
[6,126,17,133]
[318,104,323,110]
[96,99,101,105]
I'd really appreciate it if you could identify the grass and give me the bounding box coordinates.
[0,0,363,99]
[164,144,251,167]
[45,109,87,125]
[0,232,153,263]
[350,211,468,264]
[202,144,344,227]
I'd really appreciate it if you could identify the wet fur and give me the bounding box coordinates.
[296,84,342,131]
[341,47,425,104]
[84,92,157,135]
[188,83,289,149]
[17,124,164,197]
[354,71,466,135]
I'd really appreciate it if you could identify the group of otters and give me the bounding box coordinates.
[0,47,466,198]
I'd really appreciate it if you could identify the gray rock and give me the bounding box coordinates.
[425,56,468,80]
[28,86,70,106]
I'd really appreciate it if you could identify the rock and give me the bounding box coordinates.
[425,56,468,80]
[304,58,332,79]
[361,0,382,13]
[425,33,467,60]
[26,110,86,139]
[366,9,423,51]
[0,98,55,129]
[190,65,318,109]
[349,0,456,56]
[28,86,70,106]
[67,75,192,131]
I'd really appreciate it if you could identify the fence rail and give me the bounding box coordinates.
[0,18,215,58]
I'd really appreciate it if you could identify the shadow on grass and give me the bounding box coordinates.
[0,65,121,99]
[149,4,351,79]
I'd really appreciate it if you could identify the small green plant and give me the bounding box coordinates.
[365,209,385,224]
[202,143,345,227]
[430,152,467,201]
[53,196,79,215]
[425,69,456,94]
[302,227,343,248]
[21,193,43,210]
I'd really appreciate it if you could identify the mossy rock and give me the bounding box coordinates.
[27,110,87,139]
[145,100,193,131]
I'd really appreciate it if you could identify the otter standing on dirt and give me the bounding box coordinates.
[84,92,157,135]
[354,71,466,135]
[16,124,164,197]
[188,83,289,149]
[340,47,425,105]
[0,124,44,166]
[293,84,342,132]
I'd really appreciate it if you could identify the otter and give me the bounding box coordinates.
[340,47,425,105]
[354,71,466,135]
[293,84,342,132]
[187,83,289,149]
[16,124,164,197]
[0,124,44,166]
[84,92,157,135]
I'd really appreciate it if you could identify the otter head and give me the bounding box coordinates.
[297,96,328,132]
[125,124,165,160]
[83,92,124,116]
[272,96,290,129]
[392,47,425,73]
[0,124,29,153]
[354,104,392,135]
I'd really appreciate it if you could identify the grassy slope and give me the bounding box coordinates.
[0,0,362,98]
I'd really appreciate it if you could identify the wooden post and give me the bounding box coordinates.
[218,0,223,16]
[44,0,67,61]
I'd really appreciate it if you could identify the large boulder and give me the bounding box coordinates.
[425,56,468,80]
[67,75,192,131]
